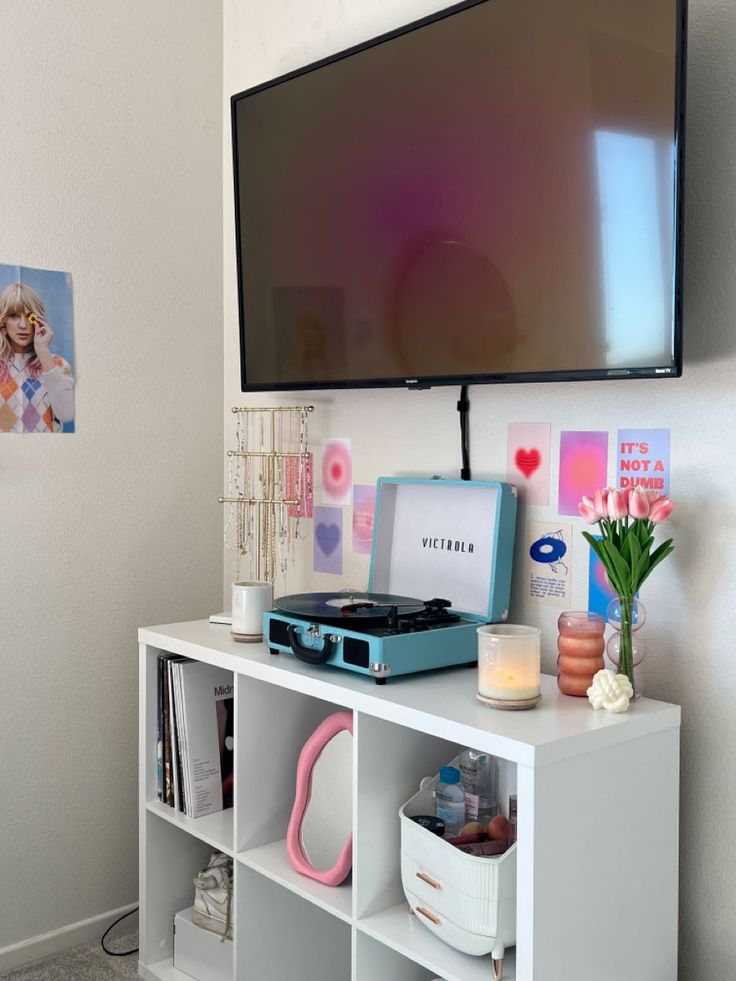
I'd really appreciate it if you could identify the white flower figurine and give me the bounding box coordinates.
[587,669,634,714]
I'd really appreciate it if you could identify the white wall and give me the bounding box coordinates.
[0,0,223,958]
[225,2,736,978]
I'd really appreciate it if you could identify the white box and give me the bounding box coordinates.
[174,907,233,981]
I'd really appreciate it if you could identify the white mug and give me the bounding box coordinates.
[231,581,273,642]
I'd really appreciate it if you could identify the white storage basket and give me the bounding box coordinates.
[399,761,516,966]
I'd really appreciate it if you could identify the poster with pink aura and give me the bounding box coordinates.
[352,485,376,554]
[322,438,352,506]
[558,431,609,516]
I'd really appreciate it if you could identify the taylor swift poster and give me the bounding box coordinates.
[0,263,75,433]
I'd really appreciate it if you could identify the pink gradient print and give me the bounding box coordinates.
[352,484,376,554]
[285,456,314,518]
[322,438,352,506]
[558,431,609,516]
[507,423,551,505]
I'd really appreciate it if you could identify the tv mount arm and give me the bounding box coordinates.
[457,384,471,481]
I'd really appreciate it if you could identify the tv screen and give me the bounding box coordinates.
[232,0,686,391]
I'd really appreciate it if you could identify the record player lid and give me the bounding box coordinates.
[368,477,506,621]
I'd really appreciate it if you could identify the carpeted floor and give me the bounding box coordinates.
[1,931,138,981]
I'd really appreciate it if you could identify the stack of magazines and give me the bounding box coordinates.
[156,655,234,818]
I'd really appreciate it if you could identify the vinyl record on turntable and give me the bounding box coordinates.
[274,592,425,623]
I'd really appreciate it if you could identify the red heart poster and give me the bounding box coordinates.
[507,423,551,505]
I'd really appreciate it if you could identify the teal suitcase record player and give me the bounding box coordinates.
[263,477,518,684]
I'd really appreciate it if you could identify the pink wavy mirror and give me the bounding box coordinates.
[286,710,353,887]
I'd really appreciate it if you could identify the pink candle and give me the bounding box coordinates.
[557,611,605,697]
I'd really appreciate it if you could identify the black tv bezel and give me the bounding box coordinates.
[231,0,687,393]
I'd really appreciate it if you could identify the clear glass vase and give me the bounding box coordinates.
[606,596,646,697]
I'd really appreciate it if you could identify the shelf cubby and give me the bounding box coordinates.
[234,674,351,853]
[353,713,460,921]
[355,930,439,981]
[237,838,352,924]
[146,800,234,856]
[140,813,222,974]
[235,864,351,980]
[357,904,516,981]
[353,713,517,922]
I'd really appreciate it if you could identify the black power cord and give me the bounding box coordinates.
[100,906,139,957]
[457,385,471,480]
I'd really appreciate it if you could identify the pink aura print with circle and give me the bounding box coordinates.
[322,437,352,505]
[558,431,608,516]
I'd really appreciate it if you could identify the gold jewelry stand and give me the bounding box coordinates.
[220,406,314,583]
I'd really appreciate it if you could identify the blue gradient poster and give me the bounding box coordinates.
[588,536,618,618]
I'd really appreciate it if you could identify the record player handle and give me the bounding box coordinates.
[287,624,337,665]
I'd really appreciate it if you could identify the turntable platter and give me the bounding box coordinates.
[273,591,425,623]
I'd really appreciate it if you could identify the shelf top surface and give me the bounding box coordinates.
[140,619,680,767]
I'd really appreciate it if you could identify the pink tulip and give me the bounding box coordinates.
[628,486,650,519]
[649,496,674,524]
[607,489,628,520]
[593,487,610,518]
[578,496,600,524]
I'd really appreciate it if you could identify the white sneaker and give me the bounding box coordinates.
[192,852,233,939]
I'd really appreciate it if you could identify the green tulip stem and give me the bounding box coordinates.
[618,594,635,694]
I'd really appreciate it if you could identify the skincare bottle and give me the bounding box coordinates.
[435,767,465,836]
[459,749,498,823]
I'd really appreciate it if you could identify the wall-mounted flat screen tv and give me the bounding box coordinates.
[232,0,686,391]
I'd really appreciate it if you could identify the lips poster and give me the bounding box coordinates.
[506,423,551,505]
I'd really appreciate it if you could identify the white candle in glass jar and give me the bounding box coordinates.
[477,624,542,701]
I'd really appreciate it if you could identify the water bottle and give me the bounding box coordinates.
[434,766,465,836]
[459,749,498,824]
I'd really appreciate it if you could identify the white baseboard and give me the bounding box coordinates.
[0,903,138,974]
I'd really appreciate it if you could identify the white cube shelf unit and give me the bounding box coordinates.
[139,620,680,981]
